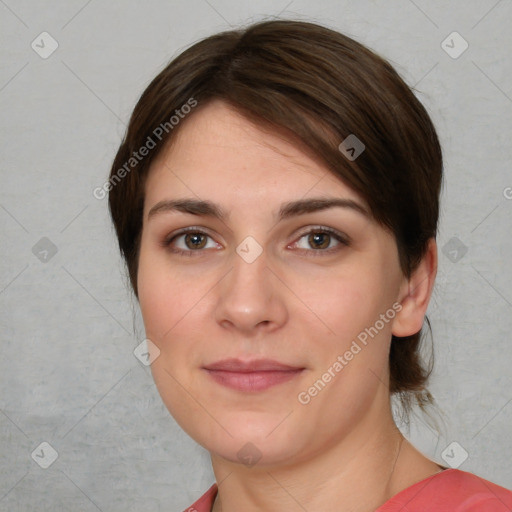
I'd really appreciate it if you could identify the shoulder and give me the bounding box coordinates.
[183,484,218,512]
[378,468,512,512]
[186,472,512,512]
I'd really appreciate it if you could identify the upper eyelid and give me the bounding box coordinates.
[164,225,216,241]
[293,225,347,238]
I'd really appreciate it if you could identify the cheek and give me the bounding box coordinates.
[137,260,173,341]
[137,243,218,385]
[137,244,198,341]
[292,266,389,345]
[137,247,207,430]
[290,259,398,408]
[293,270,395,428]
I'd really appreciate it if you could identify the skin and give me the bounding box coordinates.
[137,99,442,511]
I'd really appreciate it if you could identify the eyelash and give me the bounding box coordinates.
[162,226,350,257]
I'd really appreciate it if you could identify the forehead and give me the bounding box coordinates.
[144,100,366,213]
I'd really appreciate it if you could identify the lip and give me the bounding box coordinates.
[203,358,305,392]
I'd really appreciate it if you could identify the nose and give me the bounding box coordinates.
[213,247,288,335]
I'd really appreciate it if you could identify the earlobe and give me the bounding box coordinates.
[392,238,438,338]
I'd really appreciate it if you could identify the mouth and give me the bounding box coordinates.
[202,358,305,392]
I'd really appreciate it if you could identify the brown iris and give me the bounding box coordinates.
[308,232,330,249]
[184,233,207,250]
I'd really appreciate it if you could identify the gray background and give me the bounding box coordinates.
[1,0,511,510]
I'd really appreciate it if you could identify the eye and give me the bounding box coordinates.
[163,227,220,255]
[290,227,349,253]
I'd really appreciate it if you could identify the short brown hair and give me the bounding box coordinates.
[108,19,443,418]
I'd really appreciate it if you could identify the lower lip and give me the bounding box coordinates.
[204,369,304,392]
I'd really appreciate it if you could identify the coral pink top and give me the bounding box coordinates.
[183,469,512,511]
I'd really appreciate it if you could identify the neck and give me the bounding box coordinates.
[210,402,439,512]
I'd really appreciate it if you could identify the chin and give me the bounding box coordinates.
[181,407,307,468]
[208,433,303,469]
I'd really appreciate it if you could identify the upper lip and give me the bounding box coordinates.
[203,358,303,372]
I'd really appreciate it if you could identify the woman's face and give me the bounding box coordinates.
[138,100,411,467]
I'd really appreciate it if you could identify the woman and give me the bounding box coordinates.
[108,19,512,512]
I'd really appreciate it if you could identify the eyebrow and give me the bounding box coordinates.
[147,197,370,222]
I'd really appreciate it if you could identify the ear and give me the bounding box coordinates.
[392,238,437,337]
